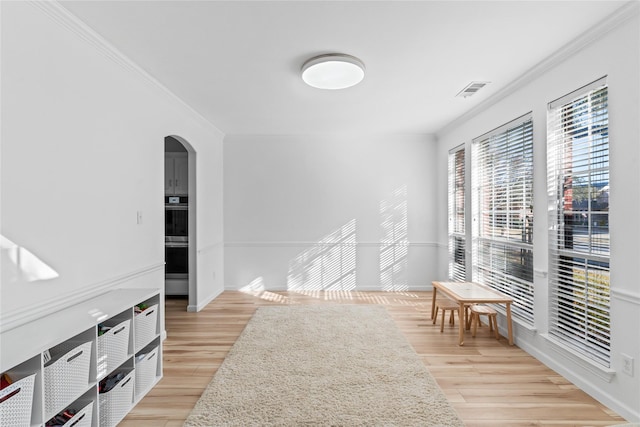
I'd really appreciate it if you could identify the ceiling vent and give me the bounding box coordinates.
[456,81,490,98]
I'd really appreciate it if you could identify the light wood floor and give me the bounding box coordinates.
[121,290,627,427]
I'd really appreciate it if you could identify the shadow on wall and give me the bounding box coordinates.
[237,186,408,294]
[287,219,357,291]
[380,185,408,291]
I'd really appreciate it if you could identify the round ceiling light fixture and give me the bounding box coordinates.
[301,53,365,90]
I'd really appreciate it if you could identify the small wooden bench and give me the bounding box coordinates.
[470,305,499,339]
[432,299,460,332]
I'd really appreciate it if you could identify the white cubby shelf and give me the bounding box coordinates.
[0,288,163,427]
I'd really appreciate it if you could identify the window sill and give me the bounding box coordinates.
[540,333,616,383]
[491,305,537,337]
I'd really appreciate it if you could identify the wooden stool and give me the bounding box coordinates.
[464,304,473,330]
[470,305,499,339]
[433,299,460,332]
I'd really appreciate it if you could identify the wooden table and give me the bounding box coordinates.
[431,281,514,346]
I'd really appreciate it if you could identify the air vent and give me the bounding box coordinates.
[456,81,490,98]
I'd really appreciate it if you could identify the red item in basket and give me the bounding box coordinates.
[0,372,13,390]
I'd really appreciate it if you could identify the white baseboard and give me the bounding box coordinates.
[187,287,224,312]
[517,335,637,422]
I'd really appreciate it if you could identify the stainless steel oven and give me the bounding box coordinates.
[165,196,189,294]
[165,196,188,238]
[165,238,188,279]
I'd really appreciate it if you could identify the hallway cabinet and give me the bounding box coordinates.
[164,153,188,196]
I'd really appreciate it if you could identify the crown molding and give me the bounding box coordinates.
[28,0,225,140]
[437,0,640,137]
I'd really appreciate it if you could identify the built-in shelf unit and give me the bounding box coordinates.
[0,288,162,427]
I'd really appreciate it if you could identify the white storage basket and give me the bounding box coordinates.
[51,401,93,427]
[97,319,131,378]
[98,370,134,427]
[0,373,36,427]
[134,304,158,352]
[135,346,158,396]
[44,341,92,416]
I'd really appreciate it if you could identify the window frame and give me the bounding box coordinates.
[448,144,466,281]
[547,77,611,367]
[472,113,535,324]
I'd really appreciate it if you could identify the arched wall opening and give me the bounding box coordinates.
[164,135,197,311]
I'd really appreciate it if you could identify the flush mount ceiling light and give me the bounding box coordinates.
[301,53,365,90]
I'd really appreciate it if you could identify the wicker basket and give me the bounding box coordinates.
[97,319,131,378]
[57,401,93,427]
[135,346,158,397]
[44,341,92,416]
[98,370,134,427]
[0,373,36,427]
[134,304,158,352]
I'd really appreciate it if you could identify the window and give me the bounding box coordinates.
[472,114,534,323]
[448,146,466,281]
[547,77,610,367]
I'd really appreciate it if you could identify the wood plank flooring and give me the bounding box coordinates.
[120,290,627,426]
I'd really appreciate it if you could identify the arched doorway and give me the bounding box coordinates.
[164,135,196,311]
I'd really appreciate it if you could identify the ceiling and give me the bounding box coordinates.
[60,1,626,136]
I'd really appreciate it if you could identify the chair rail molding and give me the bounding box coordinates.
[197,241,224,254]
[610,288,640,305]
[224,241,440,248]
[0,262,165,334]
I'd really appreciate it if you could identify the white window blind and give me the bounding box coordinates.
[472,114,534,323]
[547,77,610,367]
[448,146,466,281]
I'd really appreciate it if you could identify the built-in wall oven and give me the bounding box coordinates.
[165,242,188,277]
[165,196,188,238]
[165,196,188,295]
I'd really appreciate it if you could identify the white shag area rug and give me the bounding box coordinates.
[183,305,464,427]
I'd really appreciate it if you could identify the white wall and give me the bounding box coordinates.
[0,2,225,332]
[435,10,640,421]
[191,133,225,311]
[224,133,438,292]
